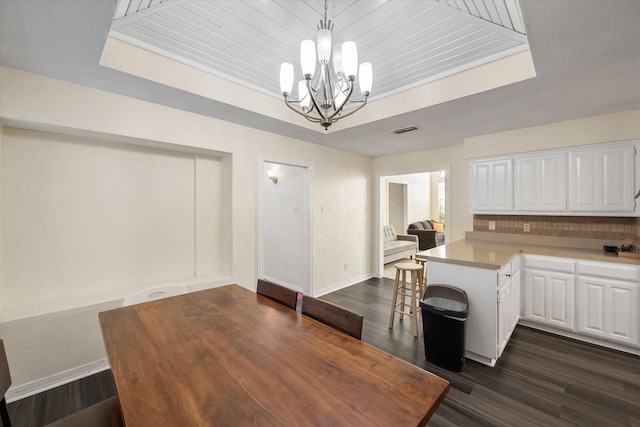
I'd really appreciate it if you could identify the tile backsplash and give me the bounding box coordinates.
[473,215,640,244]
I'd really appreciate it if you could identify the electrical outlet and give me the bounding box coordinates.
[523,223,531,232]
[344,262,348,271]
[488,220,496,230]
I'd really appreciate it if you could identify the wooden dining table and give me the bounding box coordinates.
[99,284,449,426]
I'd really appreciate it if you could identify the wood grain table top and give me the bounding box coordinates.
[99,284,449,426]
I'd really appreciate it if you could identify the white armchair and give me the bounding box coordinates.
[383,225,418,264]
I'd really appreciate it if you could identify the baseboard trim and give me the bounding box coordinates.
[314,274,372,297]
[6,358,110,403]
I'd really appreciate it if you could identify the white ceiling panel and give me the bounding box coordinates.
[109,0,528,101]
[437,0,526,34]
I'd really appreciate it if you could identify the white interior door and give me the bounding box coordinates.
[260,159,311,295]
[388,183,407,233]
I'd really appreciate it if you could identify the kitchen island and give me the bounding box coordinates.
[417,236,640,366]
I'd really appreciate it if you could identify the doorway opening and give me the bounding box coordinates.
[378,168,449,279]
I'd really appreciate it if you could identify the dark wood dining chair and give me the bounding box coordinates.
[256,279,299,310]
[302,295,364,340]
[0,340,124,427]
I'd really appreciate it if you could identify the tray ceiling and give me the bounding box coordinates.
[109,0,528,101]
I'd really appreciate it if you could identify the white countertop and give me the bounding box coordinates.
[417,238,640,270]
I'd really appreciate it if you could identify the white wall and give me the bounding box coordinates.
[464,109,640,159]
[383,172,432,230]
[374,145,469,246]
[406,173,431,224]
[0,66,372,394]
[312,156,371,293]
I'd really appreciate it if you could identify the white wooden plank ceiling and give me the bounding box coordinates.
[110,0,528,100]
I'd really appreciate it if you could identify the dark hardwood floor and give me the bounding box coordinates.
[7,369,117,427]
[324,277,640,427]
[8,277,640,426]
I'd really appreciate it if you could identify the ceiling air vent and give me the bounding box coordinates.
[392,126,418,135]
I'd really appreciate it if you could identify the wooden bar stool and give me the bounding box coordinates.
[415,258,427,299]
[388,262,424,337]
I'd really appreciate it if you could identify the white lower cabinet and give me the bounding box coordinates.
[523,256,575,331]
[576,261,640,347]
[428,253,640,366]
[497,259,521,357]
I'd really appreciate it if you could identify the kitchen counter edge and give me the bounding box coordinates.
[416,238,640,270]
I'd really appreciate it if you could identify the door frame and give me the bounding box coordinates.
[257,155,313,295]
[374,165,450,278]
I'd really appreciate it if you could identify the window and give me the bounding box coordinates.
[438,172,445,223]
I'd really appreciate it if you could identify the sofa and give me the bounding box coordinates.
[383,225,418,264]
[407,220,445,251]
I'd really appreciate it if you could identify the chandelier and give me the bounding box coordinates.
[279,0,372,130]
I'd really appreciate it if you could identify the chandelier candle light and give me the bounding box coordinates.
[279,0,372,130]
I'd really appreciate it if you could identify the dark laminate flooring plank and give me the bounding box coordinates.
[460,366,564,418]
[559,385,638,427]
[511,327,640,376]
[323,277,640,427]
[6,394,36,427]
[428,387,499,427]
[77,369,117,408]
[8,369,117,426]
[504,344,640,411]
[451,384,570,427]
[44,384,75,423]
[510,334,640,388]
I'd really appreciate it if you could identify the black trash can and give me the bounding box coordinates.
[420,284,469,371]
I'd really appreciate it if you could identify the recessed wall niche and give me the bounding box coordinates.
[1,127,231,316]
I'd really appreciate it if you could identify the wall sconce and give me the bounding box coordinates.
[267,170,278,184]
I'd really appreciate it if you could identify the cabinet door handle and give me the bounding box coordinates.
[505,274,511,277]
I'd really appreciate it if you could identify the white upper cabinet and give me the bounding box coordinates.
[514,152,567,212]
[568,143,635,212]
[470,158,513,212]
[470,140,639,215]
